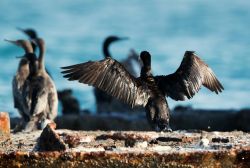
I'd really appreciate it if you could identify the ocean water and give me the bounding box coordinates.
[0,0,250,116]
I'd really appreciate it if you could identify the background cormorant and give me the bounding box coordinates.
[16,38,58,131]
[5,39,33,124]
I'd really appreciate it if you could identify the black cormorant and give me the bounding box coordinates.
[62,51,224,131]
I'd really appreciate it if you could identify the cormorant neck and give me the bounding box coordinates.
[140,66,152,78]
[23,43,33,54]
[37,39,46,72]
[31,42,37,53]
[103,40,112,58]
[140,51,152,78]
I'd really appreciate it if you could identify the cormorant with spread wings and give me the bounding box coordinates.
[62,51,224,131]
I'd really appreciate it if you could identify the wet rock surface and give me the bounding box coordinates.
[0,130,250,167]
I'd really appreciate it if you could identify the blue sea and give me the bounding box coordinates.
[0,0,250,116]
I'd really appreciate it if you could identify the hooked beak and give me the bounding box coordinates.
[16,27,29,35]
[4,39,18,45]
[119,37,129,41]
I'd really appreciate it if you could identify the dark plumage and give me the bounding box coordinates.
[62,51,224,131]
[5,39,33,122]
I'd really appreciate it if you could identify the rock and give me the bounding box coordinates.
[62,133,81,148]
[0,112,10,141]
[37,123,66,151]
[0,130,250,167]
[212,137,230,143]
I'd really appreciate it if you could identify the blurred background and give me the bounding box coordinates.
[0,0,250,117]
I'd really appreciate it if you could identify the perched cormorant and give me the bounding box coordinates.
[95,36,141,113]
[34,38,58,118]
[62,51,224,131]
[5,39,33,122]
[22,38,58,131]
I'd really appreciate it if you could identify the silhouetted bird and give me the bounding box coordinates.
[62,51,224,131]
[58,89,80,115]
[5,39,33,122]
[95,36,141,113]
[21,38,58,131]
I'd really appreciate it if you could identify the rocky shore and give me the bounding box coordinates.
[0,127,250,167]
[1,108,249,167]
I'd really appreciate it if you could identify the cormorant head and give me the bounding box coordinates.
[140,51,151,67]
[17,28,38,39]
[5,39,34,54]
[104,35,129,45]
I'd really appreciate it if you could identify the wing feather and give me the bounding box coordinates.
[62,58,150,107]
[155,51,224,101]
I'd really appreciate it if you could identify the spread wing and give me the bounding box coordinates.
[155,51,224,101]
[61,58,150,107]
